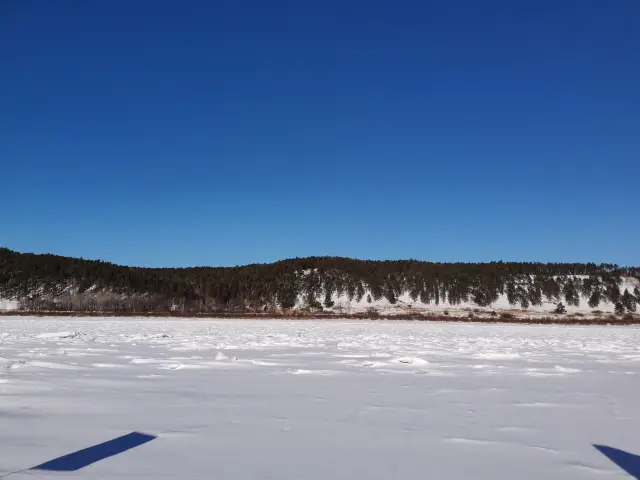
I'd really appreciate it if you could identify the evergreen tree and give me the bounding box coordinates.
[605,284,621,304]
[527,283,542,307]
[614,302,625,315]
[555,302,566,314]
[385,287,397,304]
[588,290,601,308]
[621,289,636,313]
[506,281,517,306]
[419,288,431,304]
[542,277,561,301]
[306,293,322,311]
[563,279,580,307]
[277,286,297,310]
[323,291,334,308]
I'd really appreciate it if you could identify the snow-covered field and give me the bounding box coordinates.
[2,317,640,479]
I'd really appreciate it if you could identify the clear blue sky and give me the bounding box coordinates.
[2,1,639,267]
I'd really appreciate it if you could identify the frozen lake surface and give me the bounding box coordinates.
[1,317,640,479]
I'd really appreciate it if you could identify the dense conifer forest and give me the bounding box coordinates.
[1,248,638,315]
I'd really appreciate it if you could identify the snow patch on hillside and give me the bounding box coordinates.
[0,298,18,310]
[296,277,639,318]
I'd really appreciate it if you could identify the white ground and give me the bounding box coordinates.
[1,317,640,479]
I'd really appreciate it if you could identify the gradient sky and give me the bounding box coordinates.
[2,1,639,267]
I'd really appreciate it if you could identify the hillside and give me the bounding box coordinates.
[1,248,638,319]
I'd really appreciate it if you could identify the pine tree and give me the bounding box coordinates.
[588,290,601,308]
[527,284,542,307]
[323,291,334,308]
[614,302,625,315]
[277,287,297,310]
[555,302,566,314]
[606,284,621,304]
[563,279,580,307]
[621,289,636,313]
[306,293,322,311]
[385,287,397,304]
[506,281,517,306]
[542,277,561,301]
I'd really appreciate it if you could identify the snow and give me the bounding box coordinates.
[1,316,640,479]
[36,331,81,339]
[0,298,18,310]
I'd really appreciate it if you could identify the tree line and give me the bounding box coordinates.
[1,248,638,314]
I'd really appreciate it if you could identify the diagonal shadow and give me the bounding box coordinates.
[594,444,640,479]
[31,432,156,472]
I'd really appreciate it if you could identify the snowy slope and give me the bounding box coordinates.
[2,265,638,318]
[1,316,640,479]
[302,276,640,318]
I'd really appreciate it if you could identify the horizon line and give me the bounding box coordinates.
[2,246,636,270]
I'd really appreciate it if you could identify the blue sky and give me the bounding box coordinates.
[2,1,639,267]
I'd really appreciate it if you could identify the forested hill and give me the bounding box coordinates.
[1,248,639,317]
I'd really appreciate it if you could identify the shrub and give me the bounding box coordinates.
[365,307,380,317]
[307,297,323,311]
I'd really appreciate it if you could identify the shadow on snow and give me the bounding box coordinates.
[594,444,640,479]
[22,435,640,476]
[31,431,156,472]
